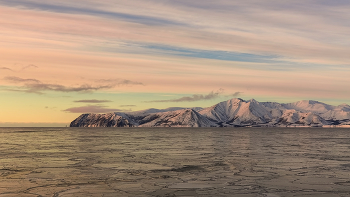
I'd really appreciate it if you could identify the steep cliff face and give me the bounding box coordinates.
[70,98,350,127]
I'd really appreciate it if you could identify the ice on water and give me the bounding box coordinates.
[0,127,350,197]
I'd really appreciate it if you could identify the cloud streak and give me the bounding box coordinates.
[232,92,243,97]
[96,79,144,86]
[0,0,184,26]
[4,76,41,83]
[74,99,112,103]
[63,105,122,113]
[0,67,14,72]
[146,90,224,103]
[120,105,136,107]
[22,64,38,70]
[0,65,37,72]
[3,76,143,94]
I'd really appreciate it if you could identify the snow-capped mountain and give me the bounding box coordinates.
[70,112,137,127]
[70,98,350,127]
[198,99,331,127]
[199,98,274,126]
[139,109,216,127]
[281,100,350,122]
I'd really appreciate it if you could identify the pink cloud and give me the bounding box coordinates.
[63,105,122,113]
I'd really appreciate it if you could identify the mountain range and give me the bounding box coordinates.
[70,98,350,127]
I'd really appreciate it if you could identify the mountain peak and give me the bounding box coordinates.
[229,98,244,102]
[338,103,350,107]
[248,98,258,103]
[139,108,216,127]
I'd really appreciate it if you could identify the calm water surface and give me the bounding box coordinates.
[0,127,350,197]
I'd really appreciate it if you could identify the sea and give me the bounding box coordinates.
[0,127,350,197]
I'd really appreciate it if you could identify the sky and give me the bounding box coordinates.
[1,0,350,126]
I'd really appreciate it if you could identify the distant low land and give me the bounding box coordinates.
[70,98,350,128]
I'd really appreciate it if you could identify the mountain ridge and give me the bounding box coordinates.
[70,98,350,127]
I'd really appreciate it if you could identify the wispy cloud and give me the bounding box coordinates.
[146,89,224,103]
[74,99,112,103]
[232,92,243,97]
[0,67,14,72]
[96,79,144,86]
[63,105,122,113]
[0,0,183,26]
[16,83,113,94]
[22,64,38,70]
[4,76,41,83]
[120,105,136,107]
[142,44,280,63]
[3,76,143,94]
[0,64,38,72]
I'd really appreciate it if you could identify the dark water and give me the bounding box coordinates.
[0,127,350,197]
